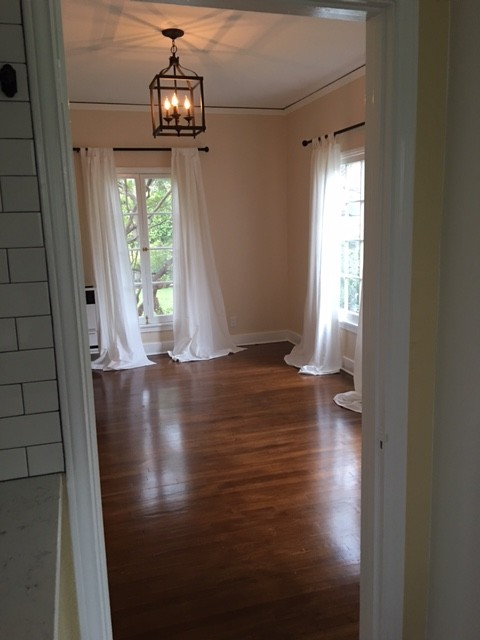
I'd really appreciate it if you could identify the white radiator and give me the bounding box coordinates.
[85,287,98,353]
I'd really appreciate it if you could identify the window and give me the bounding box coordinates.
[339,150,365,326]
[117,171,173,326]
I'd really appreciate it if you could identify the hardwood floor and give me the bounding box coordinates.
[93,342,361,640]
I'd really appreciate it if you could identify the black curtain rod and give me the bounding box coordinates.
[302,122,365,147]
[72,146,209,153]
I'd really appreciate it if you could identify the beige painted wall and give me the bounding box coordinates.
[403,1,450,637]
[70,75,364,359]
[70,109,288,342]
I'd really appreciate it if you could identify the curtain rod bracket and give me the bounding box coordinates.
[302,121,365,148]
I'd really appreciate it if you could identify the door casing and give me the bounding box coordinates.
[22,1,417,638]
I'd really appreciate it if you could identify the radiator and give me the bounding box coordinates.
[85,287,99,353]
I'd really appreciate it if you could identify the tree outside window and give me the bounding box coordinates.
[117,172,173,325]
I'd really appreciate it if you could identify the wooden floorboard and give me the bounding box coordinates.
[93,342,361,640]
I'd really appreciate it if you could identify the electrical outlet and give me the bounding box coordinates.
[230,315,237,328]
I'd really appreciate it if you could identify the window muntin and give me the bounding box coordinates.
[117,172,173,325]
[339,150,364,325]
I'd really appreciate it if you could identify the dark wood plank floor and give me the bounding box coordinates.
[93,342,361,640]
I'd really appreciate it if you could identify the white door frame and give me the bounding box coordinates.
[22,1,418,638]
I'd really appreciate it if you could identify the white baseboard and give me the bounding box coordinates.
[233,329,299,346]
[342,356,355,376]
[143,332,355,377]
[142,331,299,356]
[143,340,174,356]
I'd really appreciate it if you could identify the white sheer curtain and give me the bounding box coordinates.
[334,293,362,413]
[168,148,243,362]
[81,148,154,371]
[285,135,342,375]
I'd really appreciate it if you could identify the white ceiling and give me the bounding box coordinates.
[60,0,365,110]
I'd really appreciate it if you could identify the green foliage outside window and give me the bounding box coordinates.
[118,175,173,321]
[339,157,364,317]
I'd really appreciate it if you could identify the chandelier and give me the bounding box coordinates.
[149,28,206,138]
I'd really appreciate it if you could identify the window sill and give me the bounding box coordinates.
[339,319,358,334]
[140,322,173,333]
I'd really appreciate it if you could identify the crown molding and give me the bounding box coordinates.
[285,66,365,113]
[68,66,365,116]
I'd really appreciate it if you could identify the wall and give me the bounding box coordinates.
[427,1,480,638]
[70,75,364,359]
[0,0,64,481]
[70,107,289,343]
[285,75,365,365]
[402,0,450,637]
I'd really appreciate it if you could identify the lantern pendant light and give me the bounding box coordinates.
[149,28,206,138]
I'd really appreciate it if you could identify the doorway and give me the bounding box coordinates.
[23,1,417,638]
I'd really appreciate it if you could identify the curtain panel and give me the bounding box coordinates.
[285,136,342,375]
[168,148,242,362]
[334,292,363,412]
[81,148,154,371]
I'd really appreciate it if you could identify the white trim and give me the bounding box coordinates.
[234,330,298,346]
[341,146,366,163]
[142,331,298,355]
[22,1,112,639]
[143,339,174,355]
[285,66,366,114]
[117,167,170,174]
[67,67,366,117]
[124,0,386,19]
[285,330,302,345]
[69,102,286,116]
[141,321,173,334]
[31,1,417,639]
[360,3,417,638]
[207,107,285,116]
[342,356,355,375]
[69,102,150,112]
[340,319,359,334]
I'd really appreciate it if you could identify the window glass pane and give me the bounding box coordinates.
[118,174,173,324]
[154,285,173,316]
[118,178,140,249]
[339,155,364,319]
[340,241,346,274]
[150,248,173,282]
[150,247,173,318]
[144,178,172,214]
[145,177,173,320]
[128,250,142,284]
[340,277,345,310]
[347,241,361,277]
[134,286,145,318]
[346,201,362,219]
[118,178,137,214]
[347,278,361,314]
[147,213,173,249]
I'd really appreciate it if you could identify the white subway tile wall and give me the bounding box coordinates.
[0,0,64,481]
[23,381,59,414]
[0,249,8,282]
[0,448,28,481]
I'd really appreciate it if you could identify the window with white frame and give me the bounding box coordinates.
[117,171,173,326]
[339,149,365,326]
